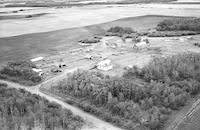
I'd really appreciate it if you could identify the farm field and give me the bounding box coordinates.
[1,3,200,37]
[2,15,200,77]
[0,15,176,65]
[1,15,200,78]
[0,0,176,7]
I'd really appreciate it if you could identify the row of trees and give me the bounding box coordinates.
[0,61,41,85]
[53,52,200,130]
[156,18,200,31]
[106,26,136,37]
[0,83,84,130]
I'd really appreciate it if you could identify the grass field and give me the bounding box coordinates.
[0,15,186,67]
[1,4,200,38]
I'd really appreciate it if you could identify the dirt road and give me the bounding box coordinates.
[0,78,123,130]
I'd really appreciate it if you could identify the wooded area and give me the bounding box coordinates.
[0,83,84,130]
[51,52,200,130]
[0,61,41,85]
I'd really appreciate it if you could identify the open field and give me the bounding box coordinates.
[0,0,176,7]
[1,15,200,78]
[1,3,200,37]
[0,16,192,65]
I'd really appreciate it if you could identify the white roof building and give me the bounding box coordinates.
[32,68,44,76]
[97,59,113,71]
[32,68,42,73]
[31,57,44,62]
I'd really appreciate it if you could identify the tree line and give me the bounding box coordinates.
[106,26,136,37]
[156,18,200,31]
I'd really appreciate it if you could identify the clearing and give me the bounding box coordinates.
[1,16,200,78]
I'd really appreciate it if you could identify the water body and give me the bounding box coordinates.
[0,3,200,38]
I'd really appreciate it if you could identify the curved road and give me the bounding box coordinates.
[0,78,122,130]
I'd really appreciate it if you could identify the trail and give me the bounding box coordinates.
[0,77,122,130]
